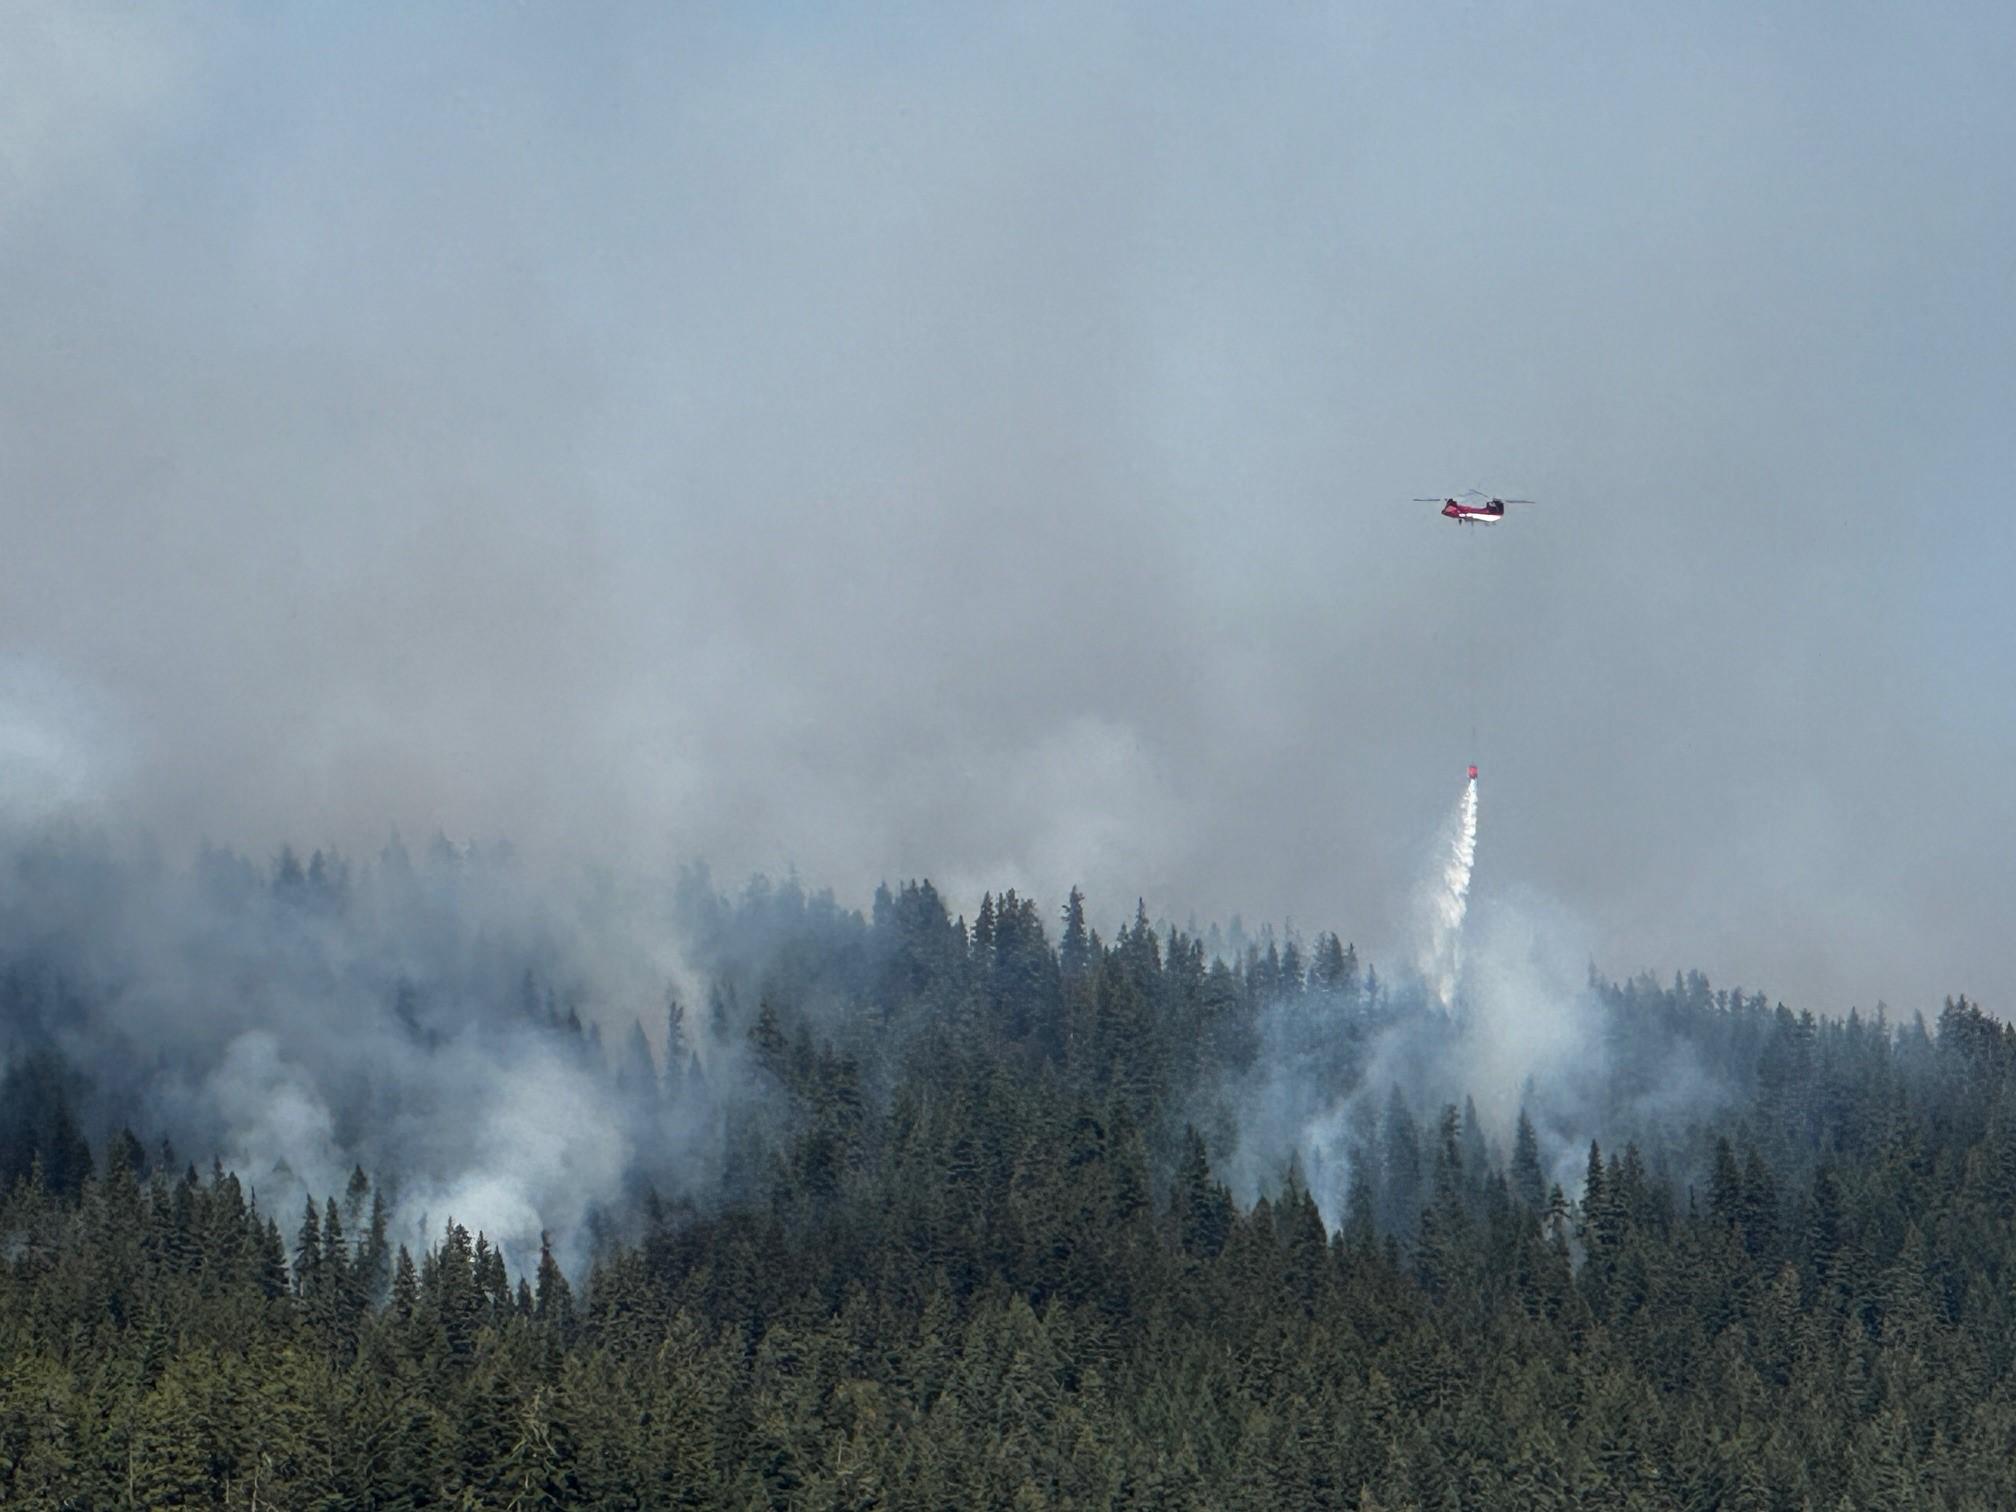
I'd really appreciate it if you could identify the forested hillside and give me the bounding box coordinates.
[5,849,2016,1507]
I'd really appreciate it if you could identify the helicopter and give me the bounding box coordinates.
[1415,490,1535,524]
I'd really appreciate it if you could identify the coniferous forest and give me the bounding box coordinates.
[5,843,2016,1508]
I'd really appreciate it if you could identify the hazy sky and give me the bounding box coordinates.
[4,1,2013,1017]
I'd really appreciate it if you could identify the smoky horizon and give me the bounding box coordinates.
[5,1,2014,1022]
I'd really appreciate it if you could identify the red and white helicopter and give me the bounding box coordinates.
[1415,489,1535,524]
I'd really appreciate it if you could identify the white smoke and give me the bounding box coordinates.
[0,831,739,1279]
[1416,776,1479,1006]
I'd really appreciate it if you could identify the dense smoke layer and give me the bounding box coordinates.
[5,5,2015,1016]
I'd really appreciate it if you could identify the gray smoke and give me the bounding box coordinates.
[1210,810,1731,1230]
[0,785,734,1275]
[4,3,2013,1022]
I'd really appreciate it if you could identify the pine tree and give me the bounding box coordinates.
[390,1245,419,1324]
[536,1232,575,1333]
[295,1197,325,1309]
[1060,887,1093,985]
[665,989,692,1101]
[1380,1088,1424,1234]
[1173,1127,1232,1259]
[1511,1109,1546,1209]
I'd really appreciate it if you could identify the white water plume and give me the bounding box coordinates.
[1418,776,1479,1006]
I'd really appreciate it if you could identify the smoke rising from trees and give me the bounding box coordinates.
[1,784,1748,1278]
[0,816,735,1274]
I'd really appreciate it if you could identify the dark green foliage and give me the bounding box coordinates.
[0,1054,94,1198]
[8,874,2016,1506]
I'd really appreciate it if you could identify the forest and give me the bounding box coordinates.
[4,838,2016,1508]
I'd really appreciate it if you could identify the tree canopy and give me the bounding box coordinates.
[4,852,2014,1507]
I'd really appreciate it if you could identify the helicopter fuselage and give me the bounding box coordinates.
[1441,500,1505,523]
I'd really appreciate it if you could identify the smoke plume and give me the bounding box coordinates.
[0,817,750,1277]
[1209,774,1739,1235]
